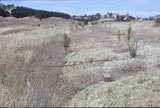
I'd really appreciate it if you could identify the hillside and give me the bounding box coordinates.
[0,2,160,107]
[0,4,71,19]
[0,15,160,107]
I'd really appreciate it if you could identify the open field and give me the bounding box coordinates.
[0,17,160,107]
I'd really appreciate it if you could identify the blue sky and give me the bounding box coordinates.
[2,0,160,17]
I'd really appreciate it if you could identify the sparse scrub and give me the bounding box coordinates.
[111,60,145,79]
[1,12,160,107]
[128,37,139,58]
[121,61,144,73]
[126,26,139,58]
[63,33,71,51]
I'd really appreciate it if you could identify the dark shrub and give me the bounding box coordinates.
[0,8,10,17]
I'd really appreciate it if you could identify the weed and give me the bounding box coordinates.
[107,87,113,96]
[128,37,139,58]
[63,34,71,51]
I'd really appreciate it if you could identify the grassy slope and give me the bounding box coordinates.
[0,18,160,107]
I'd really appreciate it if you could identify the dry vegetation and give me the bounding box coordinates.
[0,16,160,107]
[154,18,160,26]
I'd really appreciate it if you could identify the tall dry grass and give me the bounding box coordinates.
[0,19,104,107]
[0,21,68,106]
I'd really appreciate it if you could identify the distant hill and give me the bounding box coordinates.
[0,4,71,19]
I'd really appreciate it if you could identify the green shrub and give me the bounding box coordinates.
[126,26,139,58]
[127,26,132,41]
[63,34,71,51]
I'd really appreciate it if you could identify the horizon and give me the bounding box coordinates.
[2,0,160,18]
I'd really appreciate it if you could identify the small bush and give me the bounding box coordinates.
[63,34,71,51]
[127,26,132,41]
[126,26,138,58]
[83,20,88,25]
[128,37,139,58]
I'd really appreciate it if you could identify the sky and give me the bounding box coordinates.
[1,0,160,18]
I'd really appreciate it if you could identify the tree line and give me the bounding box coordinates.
[0,4,71,19]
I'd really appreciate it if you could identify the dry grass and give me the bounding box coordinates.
[0,17,160,107]
[0,17,72,107]
[0,17,104,107]
[128,37,139,58]
[0,28,32,35]
[55,71,104,106]
[110,60,145,80]
[0,36,65,106]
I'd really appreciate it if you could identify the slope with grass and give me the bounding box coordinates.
[0,17,160,107]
